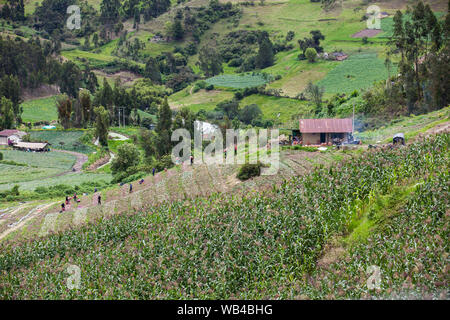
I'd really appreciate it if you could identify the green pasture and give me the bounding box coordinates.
[316,52,395,94]
[21,96,58,123]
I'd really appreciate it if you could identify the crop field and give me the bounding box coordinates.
[316,53,395,94]
[169,88,234,111]
[378,12,445,38]
[29,131,94,154]
[0,150,76,190]
[356,107,450,143]
[0,164,61,186]
[205,74,269,89]
[0,132,446,299]
[0,172,112,192]
[305,170,449,299]
[240,94,313,124]
[0,150,75,170]
[21,96,58,123]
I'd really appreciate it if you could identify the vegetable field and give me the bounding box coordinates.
[29,131,94,154]
[317,53,395,94]
[0,133,447,299]
[205,74,268,89]
[0,150,75,170]
[0,172,112,192]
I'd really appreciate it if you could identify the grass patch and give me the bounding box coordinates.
[316,52,395,94]
[21,96,58,123]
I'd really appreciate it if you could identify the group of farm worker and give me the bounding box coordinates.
[56,150,234,214]
[59,193,80,213]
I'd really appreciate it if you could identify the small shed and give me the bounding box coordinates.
[0,129,27,145]
[299,118,353,145]
[12,141,49,152]
[332,52,348,61]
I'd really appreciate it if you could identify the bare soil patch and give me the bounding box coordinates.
[22,84,60,101]
[351,29,382,38]
[93,70,142,86]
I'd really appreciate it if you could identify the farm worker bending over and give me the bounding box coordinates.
[60,203,65,213]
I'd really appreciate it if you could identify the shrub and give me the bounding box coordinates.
[237,162,263,181]
[205,84,214,90]
[0,152,2,161]
[11,185,19,196]
[305,47,317,63]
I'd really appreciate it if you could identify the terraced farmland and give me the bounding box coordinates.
[0,143,348,242]
[0,133,446,299]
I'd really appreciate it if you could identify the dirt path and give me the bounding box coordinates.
[97,152,115,170]
[53,150,88,172]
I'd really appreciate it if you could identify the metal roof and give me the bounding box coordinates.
[299,118,353,133]
[0,129,27,137]
[13,142,48,149]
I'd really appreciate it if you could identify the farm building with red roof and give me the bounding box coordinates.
[297,118,353,145]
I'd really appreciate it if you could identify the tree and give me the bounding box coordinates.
[384,52,392,89]
[157,98,172,133]
[93,33,99,48]
[305,47,317,63]
[198,42,223,77]
[59,61,82,99]
[304,81,324,113]
[111,142,140,174]
[0,74,22,123]
[172,112,184,131]
[298,30,324,59]
[256,34,274,69]
[216,99,240,119]
[172,19,184,40]
[56,94,72,129]
[139,128,156,162]
[239,104,262,125]
[94,78,114,110]
[83,34,90,50]
[144,57,162,84]
[286,31,295,42]
[0,97,14,129]
[79,89,91,126]
[94,106,110,147]
[133,7,140,29]
[100,0,121,26]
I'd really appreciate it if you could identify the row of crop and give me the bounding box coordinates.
[0,134,448,299]
[302,169,449,299]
